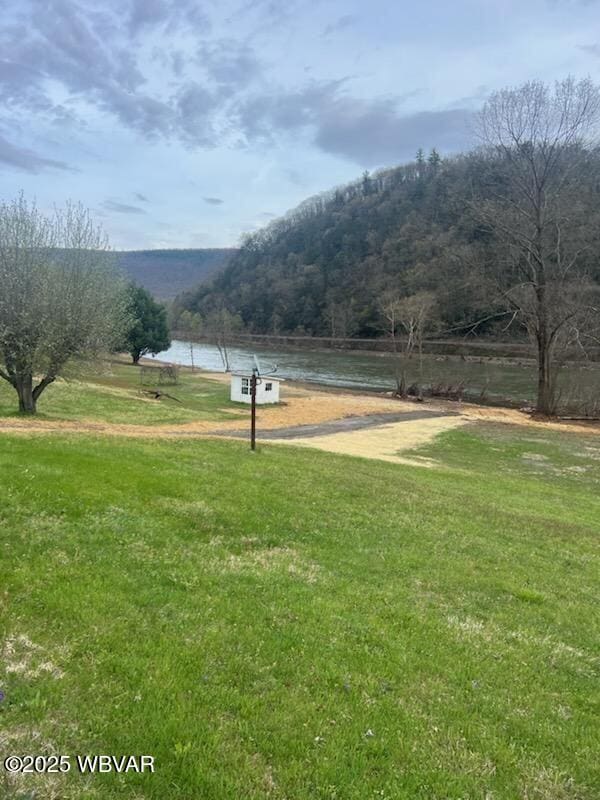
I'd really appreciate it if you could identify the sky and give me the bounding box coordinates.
[1,0,600,249]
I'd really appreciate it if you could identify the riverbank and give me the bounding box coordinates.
[156,338,600,414]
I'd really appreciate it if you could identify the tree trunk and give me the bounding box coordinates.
[393,357,406,396]
[16,373,36,414]
[132,351,141,364]
[536,335,555,415]
[396,371,406,396]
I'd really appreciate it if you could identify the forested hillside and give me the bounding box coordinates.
[173,150,600,340]
[116,248,236,300]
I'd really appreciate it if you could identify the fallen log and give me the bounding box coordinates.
[141,389,182,403]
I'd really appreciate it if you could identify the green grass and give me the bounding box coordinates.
[0,423,598,799]
[0,362,246,425]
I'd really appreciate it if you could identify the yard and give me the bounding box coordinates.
[0,366,598,798]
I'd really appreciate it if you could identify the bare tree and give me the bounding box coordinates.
[204,307,243,372]
[176,310,203,372]
[380,295,404,393]
[324,295,359,341]
[396,291,438,369]
[380,291,437,394]
[475,77,600,413]
[0,196,129,413]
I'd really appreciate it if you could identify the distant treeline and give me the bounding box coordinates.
[117,248,236,301]
[171,149,600,339]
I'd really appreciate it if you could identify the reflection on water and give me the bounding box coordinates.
[156,339,548,402]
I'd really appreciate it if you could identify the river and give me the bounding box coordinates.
[154,339,582,405]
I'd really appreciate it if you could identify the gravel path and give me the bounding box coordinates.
[216,409,459,440]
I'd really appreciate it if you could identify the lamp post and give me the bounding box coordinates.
[250,368,257,451]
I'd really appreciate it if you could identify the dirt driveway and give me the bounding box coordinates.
[207,379,599,465]
[220,408,460,439]
[213,407,464,465]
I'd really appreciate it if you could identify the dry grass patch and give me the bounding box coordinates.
[446,615,599,674]
[2,634,65,681]
[215,545,322,584]
[521,766,586,800]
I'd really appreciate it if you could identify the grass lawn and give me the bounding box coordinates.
[0,361,244,426]
[0,419,598,798]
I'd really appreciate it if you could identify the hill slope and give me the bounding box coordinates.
[172,153,600,338]
[171,158,497,336]
[1,411,599,798]
[116,248,236,300]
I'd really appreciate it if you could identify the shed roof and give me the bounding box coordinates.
[231,372,284,381]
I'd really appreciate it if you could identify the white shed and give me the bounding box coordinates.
[230,373,282,404]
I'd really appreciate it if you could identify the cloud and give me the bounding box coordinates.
[197,38,262,87]
[239,81,473,166]
[11,3,143,95]
[0,1,210,143]
[128,0,209,36]
[203,197,224,205]
[322,15,357,37]
[226,0,307,34]
[579,43,600,57]
[0,60,51,111]
[102,89,175,139]
[314,103,473,166]
[0,1,472,166]
[237,80,346,139]
[0,135,71,172]
[174,82,218,145]
[102,200,147,214]
[0,3,157,130]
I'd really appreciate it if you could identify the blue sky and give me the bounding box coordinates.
[1,0,600,248]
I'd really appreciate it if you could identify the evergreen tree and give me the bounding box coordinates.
[124,284,171,364]
[361,170,373,196]
[428,148,441,170]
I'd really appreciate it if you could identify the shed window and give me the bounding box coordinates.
[265,382,273,392]
[241,377,250,395]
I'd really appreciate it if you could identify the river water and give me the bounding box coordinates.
[155,339,560,403]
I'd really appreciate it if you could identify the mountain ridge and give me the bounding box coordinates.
[171,156,496,336]
[115,248,236,301]
[171,150,600,343]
